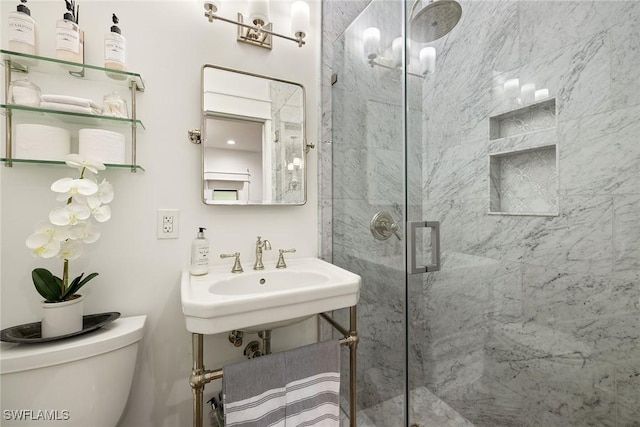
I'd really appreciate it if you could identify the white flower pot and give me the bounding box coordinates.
[41,295,84,338]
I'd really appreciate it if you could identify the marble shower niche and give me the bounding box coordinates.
[488,98,559,216]
[489,98,556,140]
[489,145,558,216]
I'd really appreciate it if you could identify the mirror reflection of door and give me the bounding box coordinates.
[204,116,265,202]
[202,65,306,205]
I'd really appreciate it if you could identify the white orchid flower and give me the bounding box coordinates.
[58,240,83,261]
[51,177,99,201]
[91,205,112,223]
[26,232,61,258]
[67,221,101,244]
[85,179,114,209]
[65,154,106,174]
[33,220,70,242]
[49,203,91,226]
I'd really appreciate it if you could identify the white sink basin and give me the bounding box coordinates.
[181,257,361,334]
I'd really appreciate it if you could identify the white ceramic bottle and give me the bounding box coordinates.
[7,0,39,65]
[190,228,210,276]
[55,0,82,72]
[104,13,126,80]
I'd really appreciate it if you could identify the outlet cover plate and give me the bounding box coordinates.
[157,209,179,239]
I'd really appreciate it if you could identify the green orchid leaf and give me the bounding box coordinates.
[62,272,98,300]
[32,268,63,302]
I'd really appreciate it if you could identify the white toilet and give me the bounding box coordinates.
[0,315,146,427]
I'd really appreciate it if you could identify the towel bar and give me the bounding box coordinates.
[189,305,358,427]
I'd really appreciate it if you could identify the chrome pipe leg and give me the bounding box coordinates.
[191,333,204,427]
[349,306,357,427]
[258,330,272,355]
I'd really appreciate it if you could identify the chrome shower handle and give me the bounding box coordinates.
[407,221,441,274]
[370,212,402,241]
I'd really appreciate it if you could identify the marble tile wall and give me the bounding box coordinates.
[419,1,640,426]
[322,0,639,425]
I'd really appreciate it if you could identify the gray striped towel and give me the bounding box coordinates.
[223,340,340,426]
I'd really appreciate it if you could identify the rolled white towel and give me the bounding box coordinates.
[41,94,101,110]
[40,101,100,115]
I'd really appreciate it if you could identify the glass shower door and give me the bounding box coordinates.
[330,0,409,424]
[405,0,640,426]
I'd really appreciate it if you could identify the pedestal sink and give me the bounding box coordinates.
[181,257,361,334]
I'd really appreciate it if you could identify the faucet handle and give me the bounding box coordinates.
[275,248,296,269]
[220,252,243,273]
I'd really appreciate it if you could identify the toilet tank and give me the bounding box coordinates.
[1,315,146,427]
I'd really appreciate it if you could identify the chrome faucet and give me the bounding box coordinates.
[253,236,271,270]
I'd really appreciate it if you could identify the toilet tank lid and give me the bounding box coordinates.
[0,315,147,374]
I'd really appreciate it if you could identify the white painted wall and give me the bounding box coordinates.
[0,1,321,425]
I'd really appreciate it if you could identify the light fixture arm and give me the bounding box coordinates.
[204,6,306,48]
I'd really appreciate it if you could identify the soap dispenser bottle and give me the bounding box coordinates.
[190,228,210,276]
[7,0,39,64]
[104,13,126,80]
[55,0,82,72]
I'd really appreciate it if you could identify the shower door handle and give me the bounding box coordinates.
[407,221,441,274]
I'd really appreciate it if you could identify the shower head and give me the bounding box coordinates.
[409,0,462,43]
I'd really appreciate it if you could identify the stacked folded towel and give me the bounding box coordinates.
[41,94,102,115]
[223,340,341,427]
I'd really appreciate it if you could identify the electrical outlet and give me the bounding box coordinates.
[157,209,179,239]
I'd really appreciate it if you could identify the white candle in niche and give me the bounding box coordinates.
[363,27,380,60]
[521,83,536,104]
[419,47,436,74]
[535,88,549,101]
[504,78,520,99]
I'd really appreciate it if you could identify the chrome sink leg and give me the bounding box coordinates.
[191,333,204,427]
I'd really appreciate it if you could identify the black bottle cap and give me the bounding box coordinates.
[111,13,121,34]
[17,0,30,16]
[64,11,74,21]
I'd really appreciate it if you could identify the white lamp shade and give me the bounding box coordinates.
[419,46,436,74]
[392,37,403,66]
[363,27,381,60]
[248,0,269,25]
[291,1,310,37]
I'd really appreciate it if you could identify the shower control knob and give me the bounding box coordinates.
[370,211,402,241]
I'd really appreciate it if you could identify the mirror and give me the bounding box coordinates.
[200,64,307,205]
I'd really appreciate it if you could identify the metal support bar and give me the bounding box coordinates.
[129,80,137,172]
[4,59,12,167]
[190,305,358,427]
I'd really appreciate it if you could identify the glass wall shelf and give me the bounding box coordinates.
[1,49,145,91]
[1,104,145,129]
[1,157,145,172]
[2,49,145,173]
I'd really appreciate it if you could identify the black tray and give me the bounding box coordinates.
[0,312,120,344]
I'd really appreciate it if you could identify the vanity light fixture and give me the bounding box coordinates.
[226,139,236,145]
[203,0,310,49]
[363,27,435,76]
